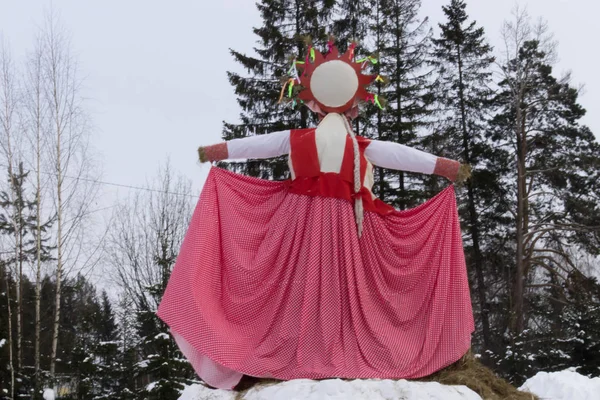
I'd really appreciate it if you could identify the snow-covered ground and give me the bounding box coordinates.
[42,388,55,400]
[179,379,482,400]
[519,369,600,400]
[179,369,600,400]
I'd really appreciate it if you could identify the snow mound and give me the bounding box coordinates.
[179,379,482,400]
[520,369,600,400]
[42,388,56,400]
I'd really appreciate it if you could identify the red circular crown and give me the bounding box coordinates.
[280,38,386,115]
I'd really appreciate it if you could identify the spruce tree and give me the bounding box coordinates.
[134,232,194,399]
[561,272,600,377]
[135,290,192,400]
[360,0,391,202]
[332,0,372,54]
[430,0,501,352]
[64,275,102,398]
[221,0,335,179]
[92,291,120,399]
[0,260,16,398]
[0,162,52,397]
[114,295,138,400]
[376,0,436,209]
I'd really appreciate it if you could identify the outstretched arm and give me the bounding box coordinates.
[198,130,291,163]
[364,139,470,182]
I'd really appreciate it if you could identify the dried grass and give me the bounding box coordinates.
[421,351,539,400]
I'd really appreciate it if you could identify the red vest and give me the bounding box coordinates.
[287,129,394,215]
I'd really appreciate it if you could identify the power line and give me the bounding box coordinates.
[0,163,199,199]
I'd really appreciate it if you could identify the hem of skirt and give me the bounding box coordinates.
[170,328,243,390]
[163,316,473,383]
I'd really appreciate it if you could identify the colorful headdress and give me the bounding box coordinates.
[280,37,387,114]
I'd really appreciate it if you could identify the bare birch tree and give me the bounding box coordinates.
[107,161,193,311]
[39,12,101,381]
[23,34,53,397]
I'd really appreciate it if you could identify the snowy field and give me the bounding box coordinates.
[177,369,600,400]
[519,369,600,400]
[178,379,481,400]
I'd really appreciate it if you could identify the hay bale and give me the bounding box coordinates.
[422,351,539,400]
[233,376,281,400]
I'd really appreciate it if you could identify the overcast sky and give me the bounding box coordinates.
[1,0,598,197]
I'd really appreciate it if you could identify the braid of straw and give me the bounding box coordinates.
[342,116,364,238]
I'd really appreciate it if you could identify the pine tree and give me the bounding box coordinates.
[221,0,335,179]
[430,0,502,352]
[489,35,600,380]
[492,38,600,328]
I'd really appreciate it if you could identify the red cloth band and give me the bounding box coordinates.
[434,158,460,182]
[203,143,228,162]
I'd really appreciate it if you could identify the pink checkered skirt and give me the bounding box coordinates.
[157,167,473,389]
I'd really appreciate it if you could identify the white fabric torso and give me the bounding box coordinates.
[315,113,348,174]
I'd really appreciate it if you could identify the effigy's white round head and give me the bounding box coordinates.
[310,60,359,108]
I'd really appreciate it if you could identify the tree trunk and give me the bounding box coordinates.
[374,1,385,201]
[6,155,22,380]
[456,45,490,348]
[50,109,63,381]
[17,197,23,372]
[512,100,526,335]
[3,261,15,399]
[35,104,43,397]
[395,13,405,210]
[294,0,308,131]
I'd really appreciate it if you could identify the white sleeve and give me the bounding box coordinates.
[364,139,437,175]
[227,130,291,160]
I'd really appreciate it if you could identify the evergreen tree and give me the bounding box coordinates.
[92,291,120,399]
[430,0,503,352]
[113,294,138,400]
[490,37,600,381]
[376,0,436,209]
[0,259,16,398]
[360,0,391,203]
[492,269,600,384]
[134,288,192,400]
[221,0,335,179]
[133,226,194,399]
[0,162,53,398]
[332,0,372,53]
[0,162,35,378]
[561,272,600,377]
[62,275,102,399]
